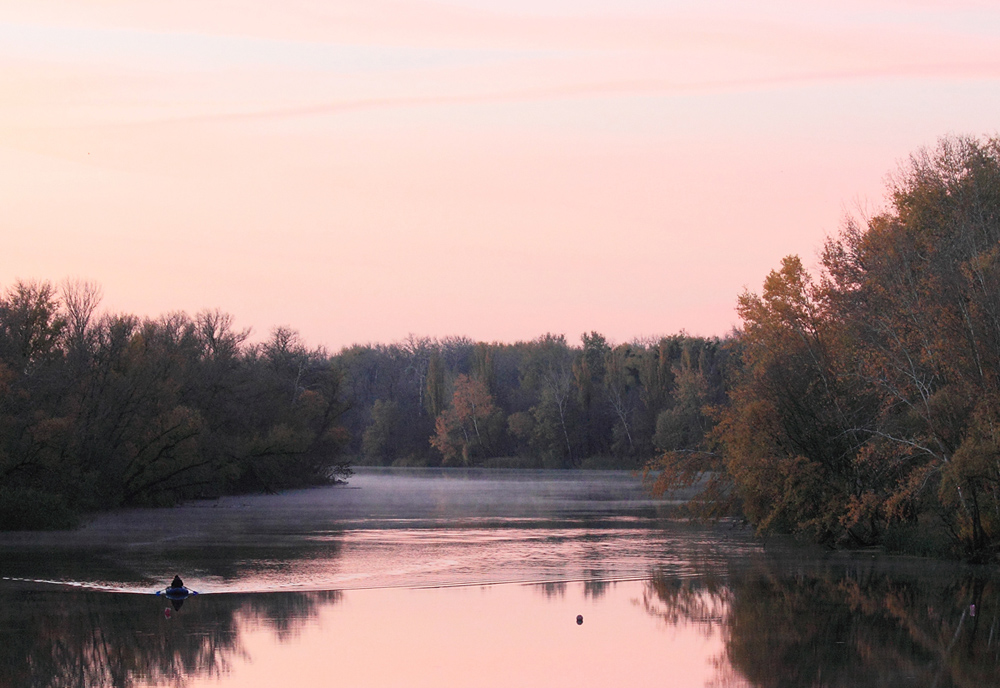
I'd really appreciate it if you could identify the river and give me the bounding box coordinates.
[1,468,997,687]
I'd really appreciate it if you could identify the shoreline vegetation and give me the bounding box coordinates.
[3,135,1000,562]
[0,300,351,531]
[649,135,1000,563]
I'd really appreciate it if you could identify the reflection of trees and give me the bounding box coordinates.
[532,572,609,600]
[643,571,731,637]
[235,591,341,642]
[644,561,1000,687]
[583,574,608,599]
[0,589,340,688]
[535,582,567,598]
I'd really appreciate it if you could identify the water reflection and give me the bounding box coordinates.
[0,589,339,688]
[6,561,998,688]
[643,572,730,635]
[644,558,1000,687]
[4,470,998,687]
[582,576,609,599]
[536,581,567,598]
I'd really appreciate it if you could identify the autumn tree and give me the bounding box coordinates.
[653,135,1000,559]
[430,374,503,465]
[821,135,1000,557]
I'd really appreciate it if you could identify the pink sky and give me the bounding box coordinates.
[3,0,999,350]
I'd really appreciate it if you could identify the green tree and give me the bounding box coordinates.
[604,344,639,457]
[362,399,401,465]
[520,335,578,467]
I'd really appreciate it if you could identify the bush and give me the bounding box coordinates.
[0,487,79,531]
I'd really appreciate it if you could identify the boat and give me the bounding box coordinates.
[157,586,199,600]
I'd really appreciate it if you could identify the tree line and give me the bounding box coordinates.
[651,135,1000,561]
[334,332,728,469]
[0,283,349,529]
[7,134,1000,562]
[0,277,728,530]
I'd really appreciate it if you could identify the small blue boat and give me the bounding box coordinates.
[157,586,199,600]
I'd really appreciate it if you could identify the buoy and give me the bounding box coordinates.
[576,615,583,625]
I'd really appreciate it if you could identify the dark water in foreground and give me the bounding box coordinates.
[1,468,998,687]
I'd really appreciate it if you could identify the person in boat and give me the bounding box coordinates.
[166,576,187,612]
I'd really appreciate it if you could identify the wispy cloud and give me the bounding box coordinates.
[4,0,999,129]
[2,0,1000,348]
[120,60,1000,127]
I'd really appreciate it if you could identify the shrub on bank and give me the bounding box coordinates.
[0,487,78,531]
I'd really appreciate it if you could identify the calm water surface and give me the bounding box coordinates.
[1,468,997,687]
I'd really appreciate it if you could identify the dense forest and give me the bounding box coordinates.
[651,135,1000,561]
[0,279,727,530]
[0,289,350,529]
[4,134,1000,563]
[333,332,728,470]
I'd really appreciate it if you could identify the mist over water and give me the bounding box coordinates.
[0,468,748,593]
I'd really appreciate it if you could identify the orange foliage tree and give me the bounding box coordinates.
[651,135,1000,559]
[430,374,502,465]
